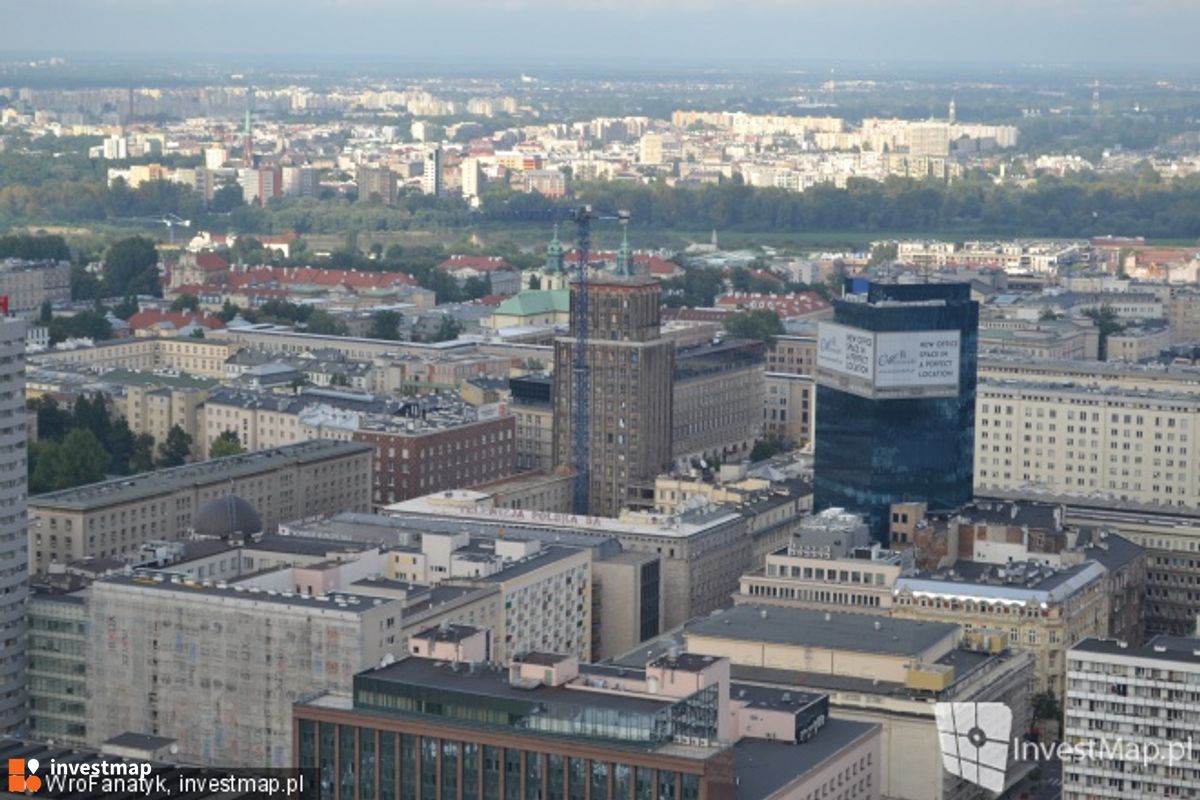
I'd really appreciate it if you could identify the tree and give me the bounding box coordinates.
[869,242,899,266]
[330,372,352,387]
[171,293,200,312]
[104,236,161,298]
[111,295,139,320]
[750,436,787,462]
[29,396,69,442]
[209,430,244,459]
[1032,690,1061,723]
[156,424,192,468]
[69,264,102,302]
[38,300,52,325]
[48,309,113,344]
[430,317,463,343]
[305,310,349,336]
[210,183,245,213]
[31,429,109,493]
[130,433,156,473]
[1038,308,1061,322]
[724,310,785,342]
[1083,304,1125,359]
[367,310,403,341]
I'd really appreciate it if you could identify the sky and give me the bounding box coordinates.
[2,0,1199,66]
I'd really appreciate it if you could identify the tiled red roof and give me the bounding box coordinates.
[715,291,830,318]
[437,256,513,272]
[228,266,416,289]
[195,253,230,272]
[127,310,225,331]
[661,307,734,322]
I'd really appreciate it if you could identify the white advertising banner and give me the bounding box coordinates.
[874,331,960,389]
[818,322,961,397]
[817,322,876,381]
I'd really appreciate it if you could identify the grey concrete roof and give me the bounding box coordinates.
[734,720,879,800]
[686,605,957,657]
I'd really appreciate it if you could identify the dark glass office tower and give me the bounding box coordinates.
[814,281,978,539]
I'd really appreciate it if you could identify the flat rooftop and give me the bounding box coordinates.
[1073,635,1200,666]
[358,656,673,716]
[30,439,372,511]
[100,571,398,614]
[734,720,878,800]
[685,605,957,657]
[386,492,741,540]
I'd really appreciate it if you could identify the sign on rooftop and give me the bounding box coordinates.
[817,321,960,399]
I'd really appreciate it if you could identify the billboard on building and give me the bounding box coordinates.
[817,322,960,398]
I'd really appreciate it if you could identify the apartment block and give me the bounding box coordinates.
[1063,637,1200,799]
[0,318,26,734]
[0,258,71,312]
[974,381,1200,511]
[28,439,373,573]
[124,384,208,452]
[87,573,411,767]
[32,336,235,379]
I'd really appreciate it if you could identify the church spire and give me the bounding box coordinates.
[545,224,565,273]
[616,225,634,277]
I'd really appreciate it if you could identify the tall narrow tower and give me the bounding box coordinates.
[948,98,956,125]
[553,277,673,516]
[1092,80,1101,113]
[0,313,27,733]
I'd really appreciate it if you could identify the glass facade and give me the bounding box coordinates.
[815,282,979,538]
[353,675,719,746]
[295,720,712,800]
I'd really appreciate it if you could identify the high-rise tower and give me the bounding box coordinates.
[814,281,978,538]
[0,315,27,732]
[553,277,673,516]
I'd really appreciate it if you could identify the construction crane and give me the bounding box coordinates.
[566,204,630,515]
[112,214,191,245]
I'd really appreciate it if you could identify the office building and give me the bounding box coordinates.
[672,339,765,464]
[509,375,554,472]
[28,439,373,573]
[281,165,319,198]
[0,318,26,734]
[124,384,208,455]
[736,508,910,613]
[974,380,1200,510]
[27,581,89,746]
[553,276,674,515]
[357,164,398,205]
[814,281,979,537]
[764,332,818,447]
[617,605,1034,800]
[295,635,882,800]
[1063,637,1200,799]
[87,573,411,767]
[0,258,71,312]
[384,487,804,630]
[423,148,443,196]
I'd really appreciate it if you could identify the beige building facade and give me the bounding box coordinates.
[28,440,373,573]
